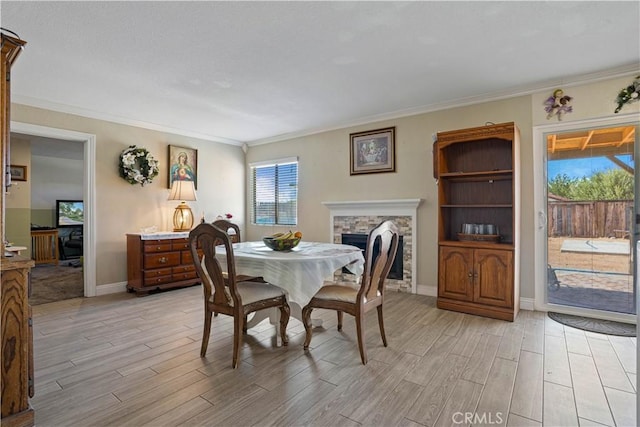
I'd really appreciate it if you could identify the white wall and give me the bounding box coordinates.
[246,74,640,301]
[11,104,246,290]
[11,74,640,299]
[31,154,83,210]
[5,135,31,248]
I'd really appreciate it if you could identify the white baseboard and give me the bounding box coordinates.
[95,281,538,314]
[520,297,535,311]
[416,284,437,297]
[96,281,127,296]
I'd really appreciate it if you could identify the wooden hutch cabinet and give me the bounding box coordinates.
[1,32,35,427]
[126,232,203,296]
[435,122,520,321]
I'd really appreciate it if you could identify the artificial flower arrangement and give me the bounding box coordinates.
[614,75,640,113]
[544,89,573,121]
[119,145,159,186]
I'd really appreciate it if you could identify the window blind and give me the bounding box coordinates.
[250,158,298,226]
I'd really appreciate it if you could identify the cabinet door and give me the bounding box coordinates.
[473,249,513,308]
[438,246,474,301]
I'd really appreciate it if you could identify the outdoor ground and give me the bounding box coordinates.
[547,237,631,274]
[547,237,635,314]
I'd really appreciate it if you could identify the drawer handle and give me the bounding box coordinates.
[157,246,162,250]
[158,257,168,264]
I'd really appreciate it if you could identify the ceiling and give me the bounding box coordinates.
[2,1,639,146]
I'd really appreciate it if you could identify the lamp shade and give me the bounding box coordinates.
[168,180,197,201]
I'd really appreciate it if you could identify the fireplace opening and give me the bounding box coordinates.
[341,233,403,280]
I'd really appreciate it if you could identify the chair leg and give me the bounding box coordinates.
[200,310,213,357]
[243,315,248,334]
[214,312,218,317]
[355,313,367,365]
[302,305,313,350]
[279,302,290,346]
[377,305,387,347]
[232,313,244,369]
[337,311,343,331]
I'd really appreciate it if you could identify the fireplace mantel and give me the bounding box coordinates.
[323,199,422,293]
[322,199,422,215]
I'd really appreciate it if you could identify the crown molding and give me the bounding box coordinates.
[12,64,639,148]
[12,95,244,146]
[247,64,640,146]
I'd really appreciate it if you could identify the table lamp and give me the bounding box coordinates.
[168,180,197,231]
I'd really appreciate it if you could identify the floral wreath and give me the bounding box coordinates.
[119,145,159,186]
[614,75,640,113]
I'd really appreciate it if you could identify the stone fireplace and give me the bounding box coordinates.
[322,199,422,293]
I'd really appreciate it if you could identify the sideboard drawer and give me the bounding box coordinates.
[172,264,195,274]
[144,274,173,287]
[181,250,203,265]
[172,239,190,251]
[143,241,173,253]
[143,267,172,279]
[172,270,198,281]
[144,252,180,269]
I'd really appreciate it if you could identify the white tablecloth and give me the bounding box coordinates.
[215,241,364,306]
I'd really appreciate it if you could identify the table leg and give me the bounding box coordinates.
[245,310,270,329]
[247,303,324,347]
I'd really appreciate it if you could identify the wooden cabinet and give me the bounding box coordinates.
[126,233,202,296]
[439,245,513,309]
[435,122,519,321]
[1,256,35,427]
[1,32,33,427]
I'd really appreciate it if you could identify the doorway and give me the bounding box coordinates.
[534,116,638,322]
[11,122,97,298]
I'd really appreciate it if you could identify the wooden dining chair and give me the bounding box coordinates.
[211,219,264,327]
[211,219,241,243]
[189,223,290,368]
[212,218,263,283]
[302,220,399,365]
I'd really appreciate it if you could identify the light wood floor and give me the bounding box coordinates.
[31,287,636,426]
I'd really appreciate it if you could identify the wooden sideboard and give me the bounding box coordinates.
[2,32,33,427]
[1,256,35,427]
[126,233,203,296]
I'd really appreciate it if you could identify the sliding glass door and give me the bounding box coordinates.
[535,118,638,320]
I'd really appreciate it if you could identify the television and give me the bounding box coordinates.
[56,200,84,228]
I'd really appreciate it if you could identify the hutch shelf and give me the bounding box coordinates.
[435,122,520,321]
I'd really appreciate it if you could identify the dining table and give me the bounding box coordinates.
[215,240,365,341]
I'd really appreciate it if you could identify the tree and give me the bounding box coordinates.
[573,169,633,200]
[548,169,633,201]
[548,173,577,199]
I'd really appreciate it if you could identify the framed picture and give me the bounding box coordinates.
[350,127,396,175]
[168,145,198,189]
[9,165,27,181]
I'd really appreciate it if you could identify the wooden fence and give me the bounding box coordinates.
[548,200,633,238]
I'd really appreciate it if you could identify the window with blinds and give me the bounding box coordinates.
[250,158,298,226]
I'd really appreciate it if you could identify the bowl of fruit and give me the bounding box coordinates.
[263,231,302,251]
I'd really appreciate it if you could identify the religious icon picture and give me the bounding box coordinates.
[168,145,198,189]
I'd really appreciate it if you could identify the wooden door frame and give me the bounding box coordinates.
[533,113,639,323]
[11,121,97,297]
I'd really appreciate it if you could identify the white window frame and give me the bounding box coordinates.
[249,156,298,226]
